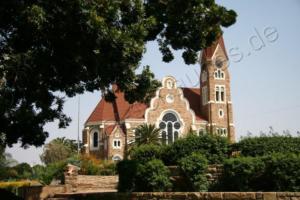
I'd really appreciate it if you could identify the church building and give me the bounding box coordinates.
[82,36,235,161]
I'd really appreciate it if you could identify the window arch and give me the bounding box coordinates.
[159,112,182,145]
[112,155,122,161]
[90,129,99,150]
[214,69,225,79]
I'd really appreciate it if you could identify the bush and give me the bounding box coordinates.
[220,156,265,191]
[117,160,138,192]
[219,153,300,191]
[162,134,229,165]
[129,144,165,164]
[262,153,300,191]
[39,161,67,185]
[178,152,208,191]
[80,155,116,175]
[135,159,171,192]
[233,135,300,157]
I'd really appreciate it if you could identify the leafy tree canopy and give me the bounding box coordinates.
[0,0,236,147]
[40,137,78,165]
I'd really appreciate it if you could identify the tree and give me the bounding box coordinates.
[0,0,236,147]
[135,124,161,146]
[40,137,78,165]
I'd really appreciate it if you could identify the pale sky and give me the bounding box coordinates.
[7,0,300,165]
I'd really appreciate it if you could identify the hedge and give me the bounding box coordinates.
[162,134,229,165]
[233,135,300,157]
[219,153,300,191]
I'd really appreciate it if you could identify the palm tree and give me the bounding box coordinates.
[134,124,161,146]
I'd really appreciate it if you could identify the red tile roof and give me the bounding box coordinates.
[104,125,116,135]
[201,36,228,61]
[85,87,206,124]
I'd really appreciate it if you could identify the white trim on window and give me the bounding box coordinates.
[112,139,121,149]
[215,85,226,103]
[219,109,224,118]
[216,128,227,137]
[90,129,100,150]
[214,69,225,80]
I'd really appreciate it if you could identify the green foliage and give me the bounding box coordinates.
[117,159,171,192]
[233,135,300,157]
[135,159,171,192]
[134,124,162,146]
[178,153,208,191]
[219,153,300,191]
[262,153,300,191]
[117,160,138,192]
[162,134,229,165]
[40,137,79,165]
[220,156,265,191]
[130,144,165,164]
[79,156,116,176]
[0,0,236,147]
[39,161,67,185]
[11,163,33,179]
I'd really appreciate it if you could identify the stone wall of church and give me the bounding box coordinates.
[146,85,197,137]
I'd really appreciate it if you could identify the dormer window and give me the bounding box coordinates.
[214,69,225,79]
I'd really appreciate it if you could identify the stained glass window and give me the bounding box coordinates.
[159,112,181,144]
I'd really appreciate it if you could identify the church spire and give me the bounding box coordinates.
[199,35,235,142]
[200,36,228,63]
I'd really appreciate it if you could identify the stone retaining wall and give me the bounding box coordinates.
[54,192,300,200]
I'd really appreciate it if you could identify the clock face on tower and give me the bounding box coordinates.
[215,57,226,68]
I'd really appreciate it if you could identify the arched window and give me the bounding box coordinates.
[93,131,98,148]
[90,129,100,150]
[159,112,181,145]
[214,69,225,79]
[112,155,122,161]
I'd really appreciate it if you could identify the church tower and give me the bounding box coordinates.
[199,36,235,142]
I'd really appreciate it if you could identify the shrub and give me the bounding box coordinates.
[80,155,116,175]
[219,153,300,191]
[135,159,171,192]
[220,156,265,191]
[117,160,138,192]
[233,135,300,157]
[178,152,208,191]
[129,144,165,163]
[162,134,229,165]
[262,153,300,191]
[39,161,67,185]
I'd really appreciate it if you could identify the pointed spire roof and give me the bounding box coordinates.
[201,36,228,61]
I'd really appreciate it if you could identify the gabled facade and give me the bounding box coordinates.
[82,37,235,161]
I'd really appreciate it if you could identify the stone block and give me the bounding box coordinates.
[208,192,222,200]
[240,192,256,200]
[223,192,241,200]
[263,192,276,200]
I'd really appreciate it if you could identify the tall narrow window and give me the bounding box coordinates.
[215,85,225,103]
[221,86,225,102]
[202,86,208,105]
[113,139,121,149]
[214,69,225,79]
[215,86,220,102]
[93,132,98,148]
